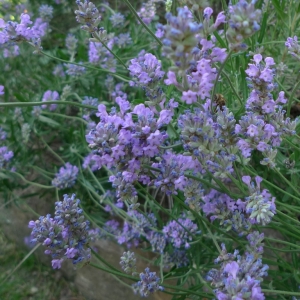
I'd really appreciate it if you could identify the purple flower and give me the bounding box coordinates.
[163,216,199,249]
[41,90,59,111]
[0,85,4,95]
[110,13,125,28]
[52,162,79,189]
[52,259,63,269]
[0,146,14,169]
[207,233,268,299]
[182,90,197,104]
[29,194,91,269]
[132,268,163,297]
[65,247,77,259]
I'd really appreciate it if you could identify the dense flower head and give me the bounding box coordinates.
[114,33,132,48]
[151,152,196,195]
[207,233,268,300]
[52,162,79,189]
[202,189,251,235]
[86,101,169,183]
[132,267,164,297]
[0,146,14,169]
[162,216,199,249]
[120,251,137,275]
[75,0,101,33]
[245,54,285,115]
[41,90,59,111]
[28,194,91,269]
[65,34,78,56]
[226,0,262,51]
[285,36,300,60]
[137,0,156,25]
[162,7,202,72]
[88,41,116,72]
[110,12,125,28]
[39,5,53,21]
[0,13,48,45]
[242,175,276,225]
[163,249,189,269]
[64,62,86,77]
[128,52,165,103]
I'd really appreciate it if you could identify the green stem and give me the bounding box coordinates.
[8,171,54,189]
[274,167,300,197]
[261,289,300,296]
[159,143,182,149]
[42,111,88,124]
[39,136,65,165]
[122,0,163,47]
[96,39,127,69]
[283,137,300,152]
[0,101,95,109]
[39,50,130,82]
[211,50,233,99]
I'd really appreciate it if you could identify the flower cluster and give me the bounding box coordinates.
[128,51,165,105]
[151,152,196,195]
[242,176,276,226]
[86,99,172,201]
[0,12,49,45]
[120,251,137,275]
[110,13,125,28]
[235,54,296,167]
[41,90,60,111]
[132,267,164,297]
[52,163,79,189]
[0,146,14,170]
[161,7,202,73]
[206,232,268,299]
[137,0,157,25]
[285,36,300,60]
[162,216,199,249]
[203,176,276,234]
[226,0,262,51]
[28,194,91,269]
[88,41,116,72]
[75,0,101,33]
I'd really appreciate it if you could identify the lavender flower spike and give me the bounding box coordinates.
[132,267,164,297]
[29,194,91,269]
[52,162,79,189]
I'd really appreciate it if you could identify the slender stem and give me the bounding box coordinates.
[122,0,163,47]
[261,289,300,296]
[0,101,95,109]
[39,136,65,165]
[283,137,300,152]
[211,50,233,99]
[96,39,127,69]
[42,111,88,125]
[274,167,300,197]
[159,143,182,149]
[0,243,41,285]
[39,50,130,82]
[8,171,54,189]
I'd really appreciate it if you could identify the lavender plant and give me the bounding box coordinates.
[1,0,300,299]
